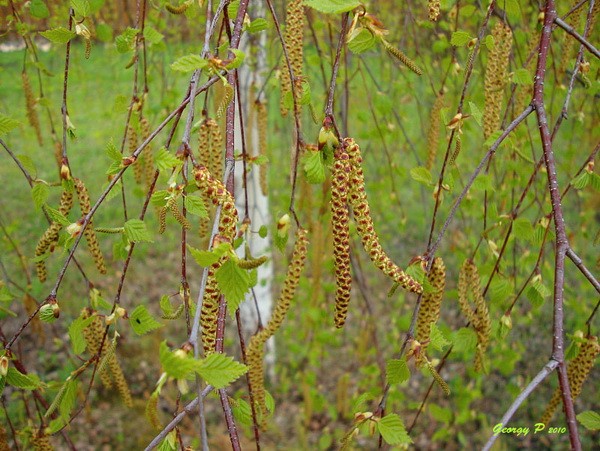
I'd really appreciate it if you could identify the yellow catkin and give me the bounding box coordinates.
[426,93,445,170]
[558,0,583,84]
[168,198,191,230]
[238,255,268,269]
[74,178,107,274]
[483,21,513,140]
[457,259,491,372]
[84,39,91,59]
[158,205,168,234]
[108,353,133,407]
[146,393,161,430]
[514,30,539,117]
[428,0,440,21]
[81,309,112,388]
[140,117,155,190]
[381,39,423,75]
[280,0,305,115]
[415,257,446,367]
[130,125,143,185]
[450,133,462,166]
[217,83,234,119]
[540,336,600,426]
[207,119,223,181]
[165,2,189,14]
[197,118,211,167]
[22,71,43,146]
[256,100,268,195]
[35,190,74,282]
[31,430,54,451]
[331,147,352,328]
[426,360,450,395]
[247,229,309,425]
[345,139,422,294]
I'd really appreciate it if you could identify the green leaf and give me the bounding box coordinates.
[105,139,121,161]
[484,34,494,51]
[30,0,50,19]
[115,27,138,53]
[429,324,450,351]
[410,166,432,185]
[526,279,550,308]
[31,183,49,210]
[226,49,245,69]
[347,28,376,54]
[227,0,240,18]
[469,102,483,127]
[45,205,69,225]
[513,218,534,241]
[247,18,268,33]
[59,379,78,419]
[377,413,412,445]
[258,225,268,238]
[185,195,208,218]
[303,149,325,184]
[570,171,590,190]
[124,219,153,243]
[0,114,20,136]
[304,0,361,14]
[68,315,94,354]
[215,259,251,313]
[155,147,182,171]
[150,190,170,207]
[231,398,253,425]
[40,27,76,44]
[129,305,163,335]
[143,26,164,45]
[159,341,200,379]
[386,358,410,384]
[512,68,533,85]
[6,367,40,390]
[197,353,247,389]
[71,0,90,17]
[577,411,600,430]
[451,31,472,47]
[187,245,221,267]
[452,327,478,353]
[171,54,208,72]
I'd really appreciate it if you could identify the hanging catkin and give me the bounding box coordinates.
[74,178,107,274]
[35,190,74,282]
[81,309,112,388]
[426,93,445,170]
[415,257,446,367]
[22,70,43,146]
[280,0,305,115]
[457,259,491,372]
[428,0,440,21]
[129,125,143,185]
[331,147,352,328]
[246,229,308,426]
[30,430,53,451]
[540,336,599,426]
[345,139,422,294]
[483,21,512,140]
[558,0,583,84]
[256,100,268,195]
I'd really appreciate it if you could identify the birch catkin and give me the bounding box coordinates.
[74,178,107,274]
[280,0,305,115]
[540,336,599,426]
[246,229,308,425]
[426,93,445,170]
[331,147,352,328]
[22,70,43,146]
[345,139,422,294]
[256,100,268,195]
[428,0,440,21]
[483,22,512,140]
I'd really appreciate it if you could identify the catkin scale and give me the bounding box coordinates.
[540,336,599,426]
[331,148,352,328]
[30,431,54,451]
[415,257,446,366]
[280,0,305,115]
[483,22,512,139]
[457,259,491,372]
[246,229,308,426]
[74,179,107,274]
[345,139,422,294]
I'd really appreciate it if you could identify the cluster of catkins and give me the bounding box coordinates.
[331,139,422,328]
[280,0,304,115]
[246,229,308,426]
[458,259,491,372]
[74,178,107,274]
[81,308,132,407]
[193,165,238,354]
[540,335,599,426]
[483,21,512,140]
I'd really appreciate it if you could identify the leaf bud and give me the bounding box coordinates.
[277,214,291,238]
[66,221,83,237]
[0,355,8,377]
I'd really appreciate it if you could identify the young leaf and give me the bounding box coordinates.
[71,0,90,18]
[410,166,432,185]
[215,259,251,313]
[303,149,325,184]
[0,115,20,136]
[347,28,376,54]
[143,26,164,45]
[577,411,600,431]
[158,341,200,379]
[171,54,208,72]
[231,398,253,425]
[184,195,208,218]
[45,205,70,226]
[386,358,410,384]
[246,18,269,33]
[512,68,533,85]
[6,367,40,390]
[30,0,50,19]
[124,219,153,243]
[377,413,412,445]
[129,305,163,335]
[225,49,245,69]
[68,315,94,354]
[150,190,170,207]
[197,353,247,389]
[451,31,472,47]
[155,147,182,171]
[40,27,76,44]
[105,139,121,161]
[429,324,451,351]
[304,0,361,14]
[31,183,49,210]
[187,245,221,267]
[452,327,478,353]
[59,378,78,419]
